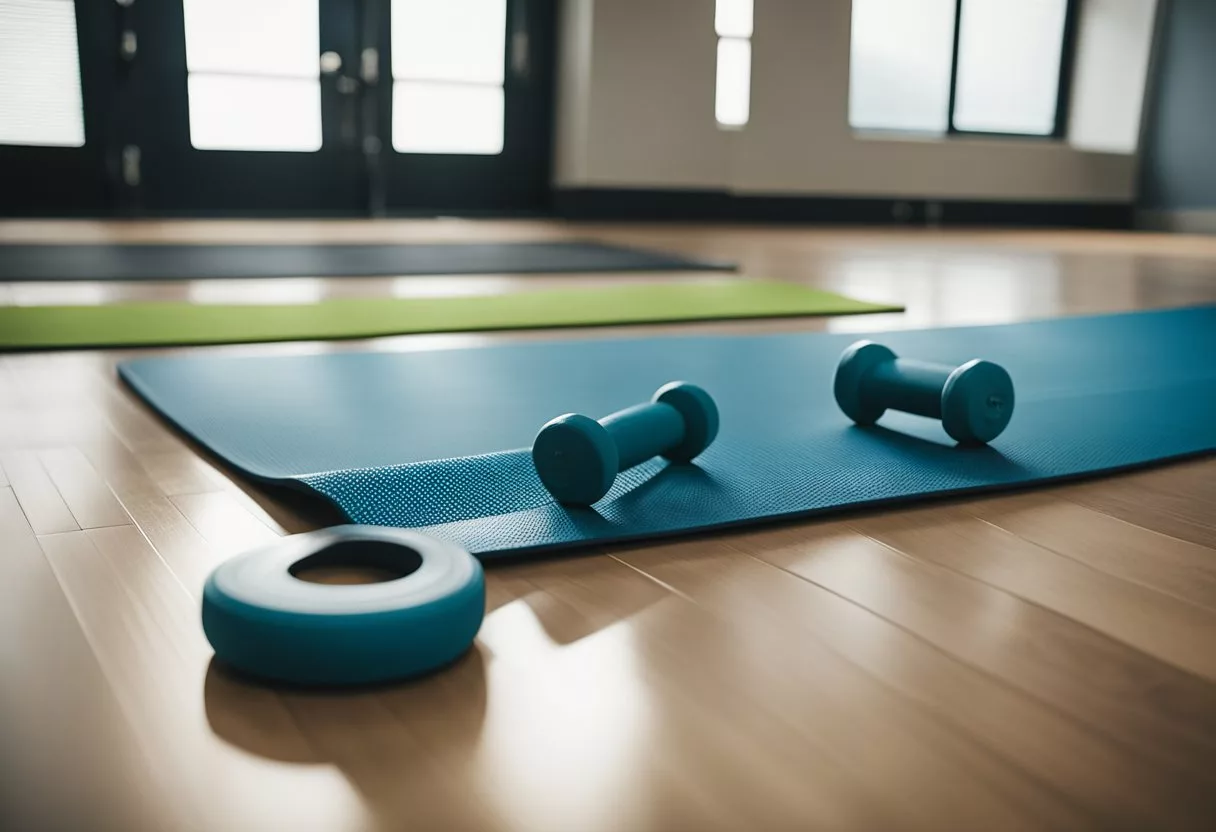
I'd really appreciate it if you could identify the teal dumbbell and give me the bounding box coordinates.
[532,382,719,506]
[834,341,1014,444]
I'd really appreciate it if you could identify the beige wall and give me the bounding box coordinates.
[553,0,593,185]
[554,0,1153,202]
[557,0,730,189]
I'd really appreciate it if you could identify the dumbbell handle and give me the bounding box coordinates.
[867,359,953,419]
[600,401,684,471]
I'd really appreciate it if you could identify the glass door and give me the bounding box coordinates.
[130,0,372,214]
[1,0,555,217]
[375,0,555,214]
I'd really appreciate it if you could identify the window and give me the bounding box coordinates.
[1066,0,1158,154]
[392,0,507,154]
[849,0,956,133]
[850,0,1073,136]
[0,0,85,147]
[715,0,752,127]
[952,0,1070,135]
[182,0,322,152]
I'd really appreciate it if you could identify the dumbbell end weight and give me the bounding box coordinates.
[651,381,719,463]
[834,341,897,425]
[835,341,1015,445]
[941,359,1015,444]
[533,413,620,507]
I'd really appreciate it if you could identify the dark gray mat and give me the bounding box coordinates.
[0,240,735,282]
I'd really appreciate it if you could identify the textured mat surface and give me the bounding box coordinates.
[0,281,897,350]
[119,307,1216,558]
[0,240,732,281]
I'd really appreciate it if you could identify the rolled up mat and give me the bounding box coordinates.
[118,307,1216,558]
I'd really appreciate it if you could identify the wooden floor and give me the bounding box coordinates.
[1,221,1215,831]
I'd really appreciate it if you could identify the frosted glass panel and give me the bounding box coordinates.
[715,38,751,127]
[183,0,318,77]
[1067,0,1157,153]
[0,0,85,147]
[188,75,321,151]
[953,0,1068,134]
[715,0,753,38]
[183,0,320,151]
[392,0,506,83]
[849,0,955,133]
[393,82,504,154]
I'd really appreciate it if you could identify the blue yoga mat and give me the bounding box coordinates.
[119,307,1216,558]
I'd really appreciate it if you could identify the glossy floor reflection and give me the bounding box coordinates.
[0,221,1214,831]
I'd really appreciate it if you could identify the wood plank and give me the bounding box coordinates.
[966,491,1216,612]
[171,491,282,556]
[208,474,304,535]
[624,532,1216,827]
[135,449,227,496]
[39,447,131,529]
[607,542,1091,829]
[1063,463,1216,548]
[462,555,900,831]
[0,489,171,832]
[39,526,367,832]
[271,682,512,831]
[4,352,111,403]
[0,357,32,407]
[816,513,1216,767]
[134,440,313,535]
[0,401,116,450]
[95,384,181,454]
[81,440,222,595]
[753,523,1216,825]
[249,553,900,831]
[82,437,169,503]
[0,449,79,534]
[86,525,326,768]
[0,355,38,402]
[135,446,304,535]
[855,505,1216,682]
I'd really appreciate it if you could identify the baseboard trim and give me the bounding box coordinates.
[1137,209,1216,234]
[554,188,1135,229]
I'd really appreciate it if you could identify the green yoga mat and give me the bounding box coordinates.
[0,280,899,350]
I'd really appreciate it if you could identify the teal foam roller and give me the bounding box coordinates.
[532,381,720,506]
[834,340,1015,444]
[202,525,485,686]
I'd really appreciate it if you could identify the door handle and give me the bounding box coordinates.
[320,51,343,75]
